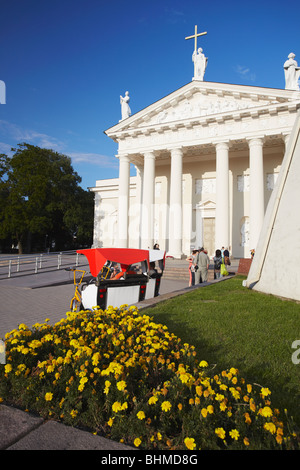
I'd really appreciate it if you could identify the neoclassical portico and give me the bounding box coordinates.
[93,79,300,258]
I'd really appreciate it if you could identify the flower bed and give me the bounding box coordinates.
[0,305,298,450]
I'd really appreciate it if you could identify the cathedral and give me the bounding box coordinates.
[91,36,300,259]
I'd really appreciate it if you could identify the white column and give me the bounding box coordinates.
[249,137,264,249]
[283,133,290,151]
[135,164,143,248]
[168,147,183,258]
[141,151,155,249]
[118,154,130,248]
[215,142,229,250]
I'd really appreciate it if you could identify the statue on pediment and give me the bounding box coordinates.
[192,47,208,81]
[120,91,131,120]
[284,53,300,91]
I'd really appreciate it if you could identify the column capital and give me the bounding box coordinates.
[247,137,265,147]
[214,141,230,151]
[143,151,156,160]
[281,133,290,145]
[117,153,130,162]
[170,146,183,155]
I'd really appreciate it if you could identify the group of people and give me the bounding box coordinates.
[187,246,231,287]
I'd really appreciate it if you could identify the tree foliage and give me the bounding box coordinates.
[0,143,94,253]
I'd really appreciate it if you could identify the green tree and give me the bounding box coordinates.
[0,143,94,253]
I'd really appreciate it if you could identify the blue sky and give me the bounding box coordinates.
[0,0,299,190]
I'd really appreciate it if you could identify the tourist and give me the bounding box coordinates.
[223,247,231,268]
[187,250,197,286]
[197,247,210,283]
[213,249,223,279]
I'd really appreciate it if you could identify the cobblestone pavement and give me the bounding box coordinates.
[0,275,189,339]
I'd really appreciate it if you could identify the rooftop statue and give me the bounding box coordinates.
[120,91,131,120]
[185,25,208,81]
[284,53,300,91]
[192,47,208,81]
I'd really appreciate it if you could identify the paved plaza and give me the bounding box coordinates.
[0,266,189,339]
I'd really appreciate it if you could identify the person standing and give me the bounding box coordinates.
[197,247,210,283]
[187,250,197,286]
[213,249,223,279]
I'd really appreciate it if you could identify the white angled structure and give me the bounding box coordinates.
[246,110,300,300]
[91,51,300,259]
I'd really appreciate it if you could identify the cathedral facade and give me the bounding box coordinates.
[91,57,300,258]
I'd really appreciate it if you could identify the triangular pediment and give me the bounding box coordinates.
[105,81,300,139]
[196,199,216,211]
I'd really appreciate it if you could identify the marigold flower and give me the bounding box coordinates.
[117,380,127,391]
[161,401,172,412]
[219,401,227,412]
[215,427,226,439]
[184,437,196,450]
[4,364,12,373]
[199,361,208,367]
[70,409,78,418]
[137,411,146,420]
[215,393,225,401]
[261,387,271,397]
[44,392,53,401]
[134,437,142,447]
[259,406,273,418]
[112,401,122,413]
[148,396,158,405]
[264,422,276,434]
[229,429,240,441]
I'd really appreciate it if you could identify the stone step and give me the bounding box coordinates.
[163,266,215,281]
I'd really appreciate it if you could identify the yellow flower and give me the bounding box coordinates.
[261,387,271,397]
[243,437,250,446]
[207,405,214,414]
[70,409,78,418]
[137,411,146,420]
[259,406,273,418]
[229,429,240,441]
[215,427,226,440]
[219,401,227,412]
[264,422,277,434]
[199,360,208,367]
[148,396,158,405]
[161,401,172,412]
[201,408,208,418]
[112,401,122,413]
[215,393,225,401]
[229,387,240,400]
[4,364,12,373]
[44,392,53,401]
[184,437,196,450]
[134,437,142,447]
[117,380,127,391]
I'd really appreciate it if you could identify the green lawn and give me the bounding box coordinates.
[145,276,300,426]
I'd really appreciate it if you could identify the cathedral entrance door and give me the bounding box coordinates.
[203,217,215,257]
